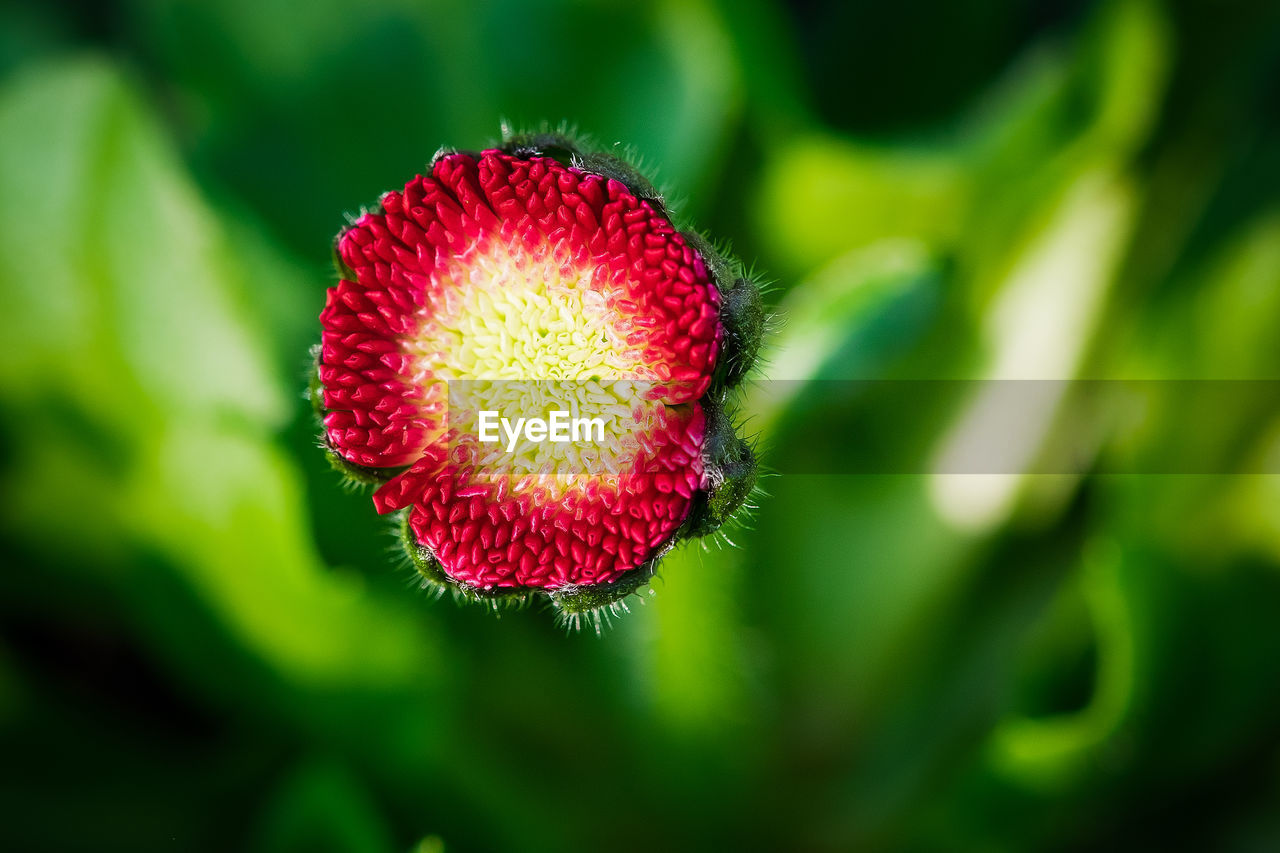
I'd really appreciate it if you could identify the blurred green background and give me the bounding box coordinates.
[2,0,1280,850]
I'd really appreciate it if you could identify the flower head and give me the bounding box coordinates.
[314,130,765,620]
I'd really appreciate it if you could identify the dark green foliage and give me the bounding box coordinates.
[3,1,1280,852]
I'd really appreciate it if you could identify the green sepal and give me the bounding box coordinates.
[399,509,451,592]
[714,276,766,389]
[307,345,327,419]
[680,229,738,293]
[682,395,758,538]
[399,511,534,608]
[498,125,669,216]
[548,558,660,634]
[331,234,356,281]
[321,442,401,488]
[680,231,766,389]
[498,127,585,166]
[572,150,667,215]
[401,505,658,629]
[548,561,655,614]
[309,346,402,488]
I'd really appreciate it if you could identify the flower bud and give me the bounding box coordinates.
[313,128,767,621]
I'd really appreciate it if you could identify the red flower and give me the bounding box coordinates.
[314,132,763,618]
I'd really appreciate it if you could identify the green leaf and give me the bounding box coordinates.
[0,57,438,691]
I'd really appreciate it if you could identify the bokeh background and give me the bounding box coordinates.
[2,0,1280,850]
